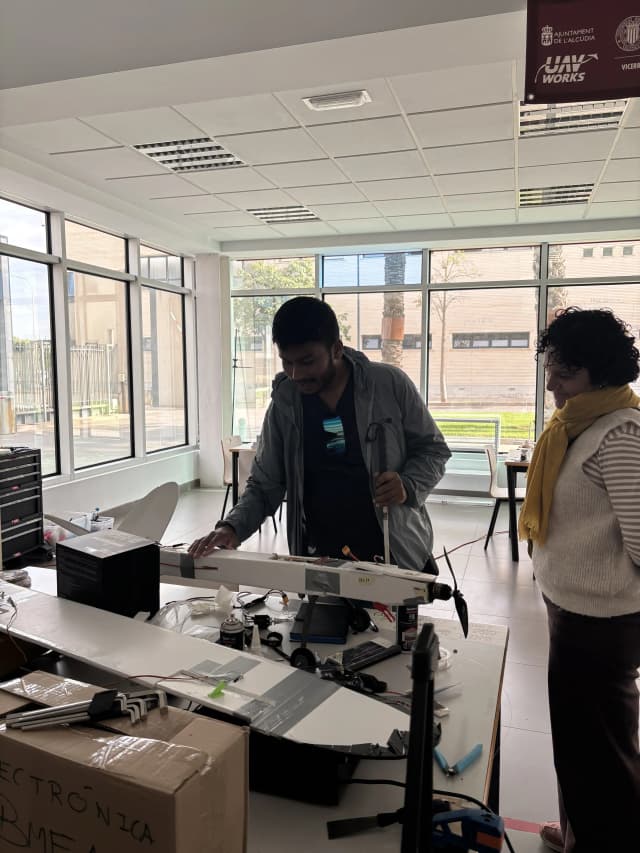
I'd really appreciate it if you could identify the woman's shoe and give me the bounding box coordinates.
[539,821,563,852]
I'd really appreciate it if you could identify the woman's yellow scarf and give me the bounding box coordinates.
[518,385,640,545]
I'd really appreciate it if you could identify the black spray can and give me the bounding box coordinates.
[218,615,245,650]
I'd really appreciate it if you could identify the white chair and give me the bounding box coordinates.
[484,446,526,549]
[221,435,242,518]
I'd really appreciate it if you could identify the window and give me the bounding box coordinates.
[0,257,57,474]
[430,246,540,283]
[452,332,530,349]
[65,221,127,272]
[231,257,315,291]
[141,288,186,452]
[323,251,421,287]
[403,334,422,350]
[428,288,537,451]
[0,198,48,253]
[548,241,640,278]
[67,272,132,467]
[324,291,423,390]
[140,244,182,286]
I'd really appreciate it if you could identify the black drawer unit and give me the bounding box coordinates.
[0,448,44,565]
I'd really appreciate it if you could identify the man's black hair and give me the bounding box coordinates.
[537,307,640,386]
[272,297,340,350]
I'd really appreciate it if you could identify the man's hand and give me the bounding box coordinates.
[188,524,240,558]
[374,471,407,506]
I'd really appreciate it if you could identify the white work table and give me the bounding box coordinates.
[11,567,508,852]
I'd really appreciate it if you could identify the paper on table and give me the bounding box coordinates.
[418,612,508,647]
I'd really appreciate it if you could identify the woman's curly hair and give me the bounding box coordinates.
[536,307,640,386]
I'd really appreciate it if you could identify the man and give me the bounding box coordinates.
[190,297,450,571]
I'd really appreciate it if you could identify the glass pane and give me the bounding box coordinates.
[0,257,57,474]
[548,241,640,278]
[67,272,131,467]
[545,283,640,419]
[324,291,423,391]
[231,295,290,441]
[231,257,315,291]
[65,221,127,272]
[140,244,182,286]
[428,287,537,453]
[0,198,48,253]
[430,246,540,283]
[142,288,186,451]
[323,251,422,287]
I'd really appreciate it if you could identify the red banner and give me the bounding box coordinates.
[525,0,640,103]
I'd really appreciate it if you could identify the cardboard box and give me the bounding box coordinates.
[0,673,248,853]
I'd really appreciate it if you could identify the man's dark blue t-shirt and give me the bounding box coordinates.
[301,372,383,561]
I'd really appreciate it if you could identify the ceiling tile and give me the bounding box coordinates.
[0,119,116,153]
[437,169,514,195]
[216,225,283,241]
[187,167,275,193]
[52,147,166,179]
[601,158,640,182]
[587,200,640,218]
[452,209,517,226]
[357,176,437,200]
[391,61,513,113]
[271,222,338,237]
[337,151,425,182]
[330,219,395,234]
[592,181,640,202]
[445,191,516,211]
[286,184,366,204]
[216,128,325,165]
[409,103,514,147]
[518,130,616,167]
[518,204,588,223]
[257,160,348,187]
[613,128,640,159]
[624,100,640,127]
[388,213,452,230]
[308,116,415,157]
[519,161,604,187]
[375,197,445,216]
[82,108,204,145]
[174,94,296,136]
[103,173,203,198]
[182,210,260,227]
[276,79,399,126]
[216,189,298,209]
[310,201,380,220]
[147,195,233,214]
[425,140,514,175]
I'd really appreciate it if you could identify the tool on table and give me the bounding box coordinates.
[434,743,483,776]
[5,689,168,731]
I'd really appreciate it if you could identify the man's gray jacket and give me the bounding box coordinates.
[224,348,451,571]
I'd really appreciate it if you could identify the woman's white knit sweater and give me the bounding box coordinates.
[532,408,640,618]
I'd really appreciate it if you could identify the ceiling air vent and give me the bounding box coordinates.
[134,138,244,172]
[519,184,594,206]
[519,100,628,137]
[248,205,319,224]
[303,90,372,111]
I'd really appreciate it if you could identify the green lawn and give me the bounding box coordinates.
[433,410,534,441]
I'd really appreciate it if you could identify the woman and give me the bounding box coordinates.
[519,307,640,853]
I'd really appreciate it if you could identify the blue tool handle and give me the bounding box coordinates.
[433,747,450,773]
[451,743,483,775]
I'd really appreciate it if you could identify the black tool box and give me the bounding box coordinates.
[0,447,44,566]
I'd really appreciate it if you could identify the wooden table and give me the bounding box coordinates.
[505,458,529,562]
[230,444,257,505]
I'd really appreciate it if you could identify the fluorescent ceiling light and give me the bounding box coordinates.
[303,90,372,111]
[519,100,628,137]
[519,184,594,206]
[134,138,244,172]
[248,205,318,224]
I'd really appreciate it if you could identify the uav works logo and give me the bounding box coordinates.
[535,53,599,84]
[616,16,640,52]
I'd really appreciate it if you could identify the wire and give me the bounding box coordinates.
[2,597,28,664]
[433,529,508,560]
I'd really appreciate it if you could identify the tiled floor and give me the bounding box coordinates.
[164,489,556,852]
